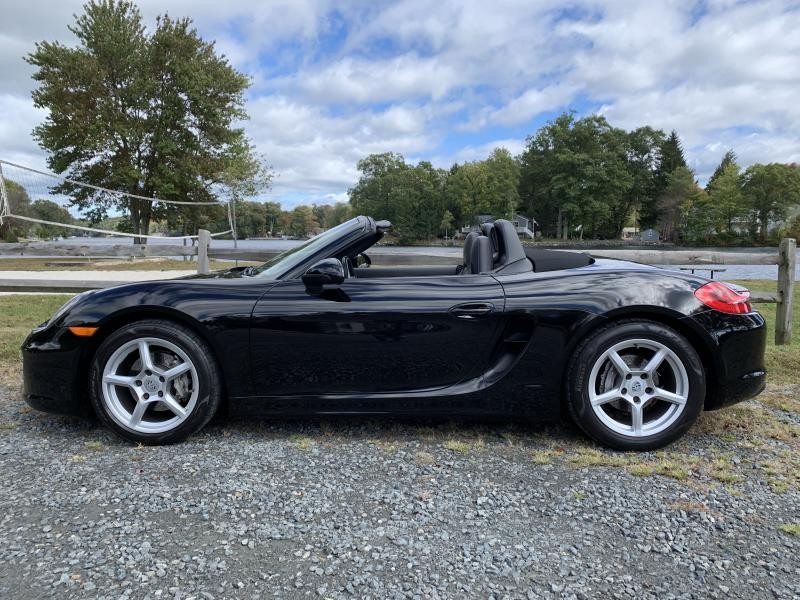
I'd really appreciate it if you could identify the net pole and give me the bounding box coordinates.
[229,196,238,266]
[0,161,8,226]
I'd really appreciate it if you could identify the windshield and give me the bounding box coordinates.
[253,217,364,278]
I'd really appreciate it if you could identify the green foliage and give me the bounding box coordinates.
[0,179,32,241]
[706,149,737,191]
[742,163,800,241]
[642,130,687,228]
[26,0,258,241]
[707,162,746,236]
[518,113,634,239]
[349,153,446,242]
[29,199,76,238]
[657,166,696,242]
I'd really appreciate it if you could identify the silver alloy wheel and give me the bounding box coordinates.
[588,338,689,438]
[101,337,199,434]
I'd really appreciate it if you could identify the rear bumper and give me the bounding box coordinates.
[687,310,767,410]
[21,326,91,418]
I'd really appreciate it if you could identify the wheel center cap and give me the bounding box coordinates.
[630,380,644,394]
[144,377,160,393]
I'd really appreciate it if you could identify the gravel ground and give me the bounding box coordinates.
[1,383,798,600]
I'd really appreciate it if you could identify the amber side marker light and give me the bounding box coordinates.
[68,326,99,337]
[694,281,752,314]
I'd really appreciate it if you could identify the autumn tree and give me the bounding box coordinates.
[27,0,259,242]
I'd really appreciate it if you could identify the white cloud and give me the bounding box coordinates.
[1,0,799,204]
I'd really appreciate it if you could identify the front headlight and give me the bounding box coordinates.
[48,291,94,326]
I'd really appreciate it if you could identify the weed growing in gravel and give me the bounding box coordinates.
[290,434,314,450]
[369,439,398,453]
[530,450,554,465]
[84,441,103,451]
[442,440,470,453]
[708,458,742,484]
[778,523,800,536]
[568,447,627,468]
[415,451,435,465]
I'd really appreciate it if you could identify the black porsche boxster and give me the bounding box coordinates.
[22,216,766,449]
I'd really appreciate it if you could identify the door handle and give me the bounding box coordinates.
[449,302,495,319]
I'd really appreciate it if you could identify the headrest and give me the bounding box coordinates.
[493,219,526,266]
[463,231,479,267]
[470,235,494,274]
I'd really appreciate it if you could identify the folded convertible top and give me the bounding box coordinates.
[524,247,594,272]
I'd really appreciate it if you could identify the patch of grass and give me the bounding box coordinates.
[628,464,654,477]
[572,490,587,501]
[568,447,627,468]
[0,295,72,368]
[708,458,742,484]
[442,440,470,454]
[414,451,435,465]
[778,523,800,536]
[290,434,313,450]
[530,450,554,465]
[83,440,103,451]
[368,439,398,453]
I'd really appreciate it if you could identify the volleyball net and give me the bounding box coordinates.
[0,159,235,241]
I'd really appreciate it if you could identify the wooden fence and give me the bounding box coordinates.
[0,232,795,345]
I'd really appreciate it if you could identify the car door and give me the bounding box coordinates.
[249,274,506,396]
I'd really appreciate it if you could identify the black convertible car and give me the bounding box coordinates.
[22,216,766,449]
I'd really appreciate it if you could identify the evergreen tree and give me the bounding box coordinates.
[706,150,737,191]
[643,130,687,228]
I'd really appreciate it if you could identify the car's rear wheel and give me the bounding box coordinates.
[89,319,221,444]
[565,320,705,450]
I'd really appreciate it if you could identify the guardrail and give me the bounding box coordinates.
[0,233,795,345]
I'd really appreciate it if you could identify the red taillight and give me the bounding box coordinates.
[694,281,752,314]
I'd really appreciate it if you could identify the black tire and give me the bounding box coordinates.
[89,319,222,444]
[565,319,705,451]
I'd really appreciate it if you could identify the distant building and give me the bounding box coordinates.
[641,228,660,243]
[461,213,536,239]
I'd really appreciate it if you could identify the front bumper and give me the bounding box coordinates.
[22,325,92,418]
[688,310,767,410]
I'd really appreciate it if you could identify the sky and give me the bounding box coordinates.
[1,0,799,208]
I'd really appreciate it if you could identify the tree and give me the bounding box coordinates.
[644,130,687,227]
[484,148,521,219]
[742,163,800,241]
[348,152,408,224]
[30,199,76,238]
[287,205,317,237]
[0,179,33,241]
[518,113,633,239]
[623,127,665,236]
[446,161,491,226]
[263,201,282,235]
[657,166,695,242]
[440,209,454,239]
[348,153,445,242]
[27,0,256,242]
[706,150,737,191]
[329,202,352,227]
[707,161,746,235]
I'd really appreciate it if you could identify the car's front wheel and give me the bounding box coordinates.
[565,320,706,450]
[89,319,221,444]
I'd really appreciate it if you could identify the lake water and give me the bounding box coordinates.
[4,237,797,281]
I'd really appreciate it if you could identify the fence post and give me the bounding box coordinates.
[775,237,796,346]
[197,229,211,275]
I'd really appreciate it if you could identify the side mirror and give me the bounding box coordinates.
[302,258,345,293]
